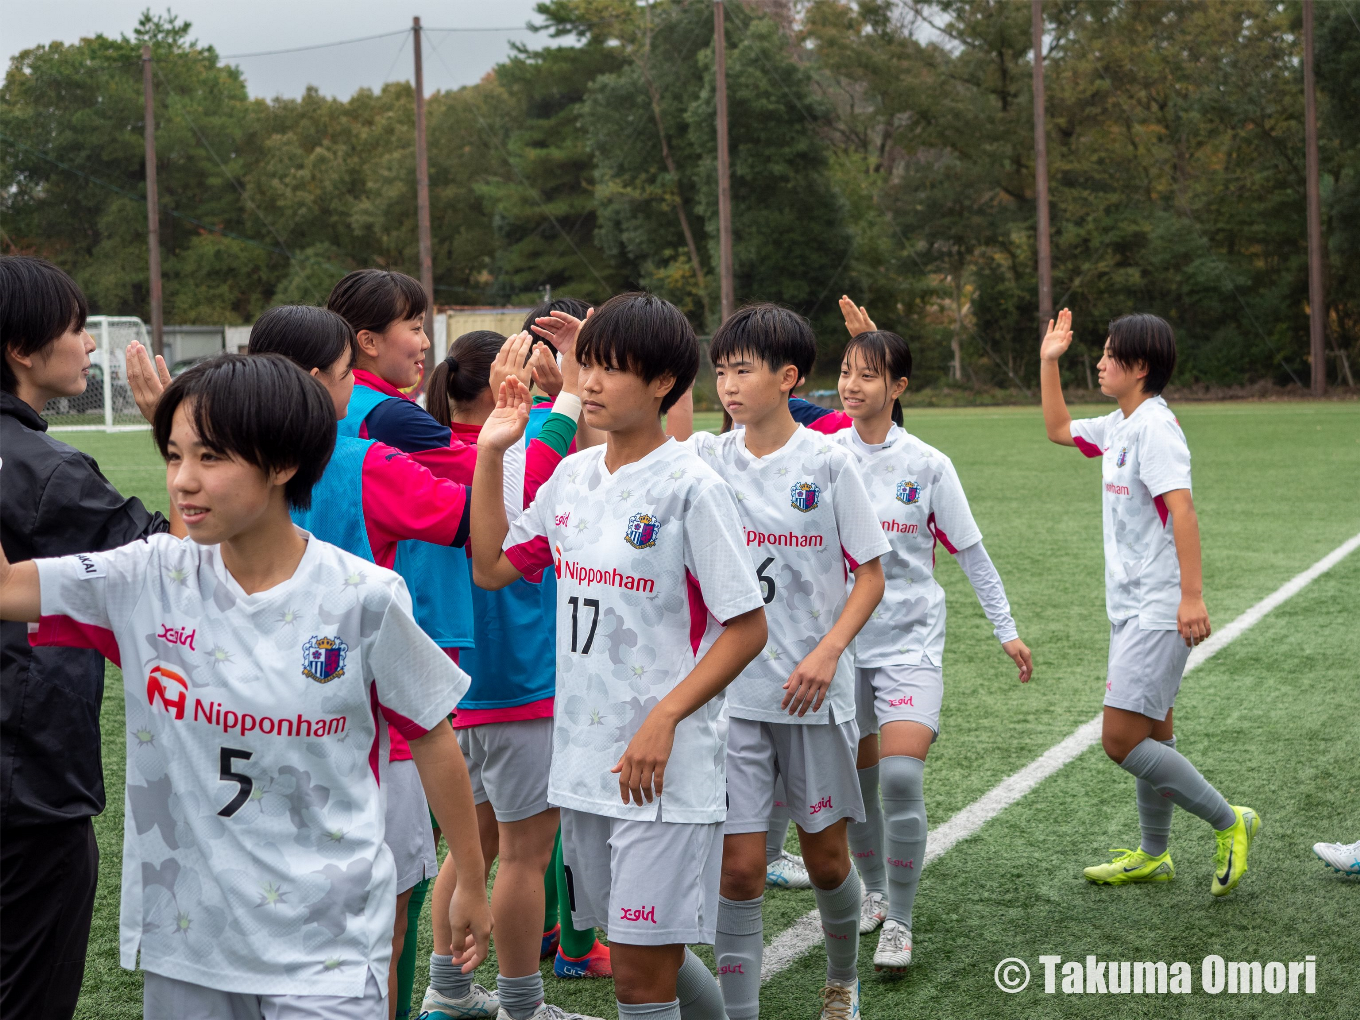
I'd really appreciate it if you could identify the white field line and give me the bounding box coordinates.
[761,531,1360,981]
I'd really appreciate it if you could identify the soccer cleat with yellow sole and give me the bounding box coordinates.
[1083,847,1175,885]
[1211,805,1260,896]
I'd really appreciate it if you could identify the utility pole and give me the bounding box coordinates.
[141,44,165,358]
[1302,0,1326,396]
[1031,1,1052,340]
[413,16,435,385]
[714,1,735,323]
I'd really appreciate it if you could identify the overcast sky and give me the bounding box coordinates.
[2,1,559,98]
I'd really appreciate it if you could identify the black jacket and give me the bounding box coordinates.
[0,391,168,828]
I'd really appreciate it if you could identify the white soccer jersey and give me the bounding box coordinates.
[503,439,763,823]
[34,532,468,997]
[1069,395,1192,629]
[686,426,890,726]
[829,424,984,666]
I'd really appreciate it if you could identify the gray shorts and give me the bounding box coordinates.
[1104,619,1192,721]
[456,717,553,823]
[855,664,943,738]
[384,758,436,893]
[725,716,864,835]
[559,808,724,946]
[142,970,385,1020]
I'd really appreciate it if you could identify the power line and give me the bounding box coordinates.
[219,30,408,59]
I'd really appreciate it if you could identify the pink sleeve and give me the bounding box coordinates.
[361,444,470,568]
[28,615,121,667]
[524,439,564,509]
[809,411,853,434]
[505,535,554,577]
[405,440,480,485]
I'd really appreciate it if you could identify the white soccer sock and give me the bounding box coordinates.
[1119,737,1236,831]
[430,952,472,1000]
[715,895,763,1020]
[880,754,927,927]
[618,999,681,1020]
[1136,736,1177,856]
[848,764,888,896]
[813,869,861,984]
[676,948,728,1020]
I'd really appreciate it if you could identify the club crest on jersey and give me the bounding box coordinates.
[624,512,661,550]
[896,479,922,506]
[302,636,347,684]
[790,481,821,513]
[1116,446,1129,468]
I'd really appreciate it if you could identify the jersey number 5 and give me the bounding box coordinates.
[756,556,777,605]
[218,747,254,817]
[567,596,600,654]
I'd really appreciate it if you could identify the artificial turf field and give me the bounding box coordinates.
[62,399,1359,1019]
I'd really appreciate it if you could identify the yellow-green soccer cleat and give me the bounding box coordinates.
[1211,805,1261,896]
[1083,848,1175,885]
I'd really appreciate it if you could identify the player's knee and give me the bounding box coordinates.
[1101,731,1132,764]
[720,857,765,900]
[801,841,851,888]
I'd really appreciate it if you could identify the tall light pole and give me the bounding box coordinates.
[413,16,435,385]
[142,44,165,358]
[1302,0,1326,395]
[714,1,735,323]
[1031,1,1053,338]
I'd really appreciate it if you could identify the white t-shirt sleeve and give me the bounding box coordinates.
[35,541,155,631]
[930,458,983,554]
[1069,415,1109,459]
[830,455,892,571]
[1137,421,1192,497]
[368,585,471,739]
[953,540,1019,644]
[684,480,764,624]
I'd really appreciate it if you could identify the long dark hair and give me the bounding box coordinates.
[843,330,912,426]
[424,330,506,427]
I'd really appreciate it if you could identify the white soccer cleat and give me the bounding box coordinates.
[818,978,860,1020]
[872,919,913,971]
[766,849,813,889]
[496,1005,605,1020]
[420,982,499,1020]
[1313,840,1360,876]
[858,891,887,933]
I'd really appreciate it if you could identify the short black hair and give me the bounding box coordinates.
[522,296,592,334]
[843,330,913,425]
[153,354,336,511]
[1106,313,1176,395]
[575,292,697,415]
[709,303,816,386]
[247,305,357,374]
[0,255,89,394]
[326,269,429,335]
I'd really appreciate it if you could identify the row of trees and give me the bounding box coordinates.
[2,2,1357,391]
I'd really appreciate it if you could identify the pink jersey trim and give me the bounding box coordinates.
[842,547,861,580]
[1073,435,1103,459]
[28,615,121,666]
[927,511,960,555]
[808,410,854,434]
[506,536,554,578]
[685,568,709,655]
[451,697,554,729]
[1153,493,1170,527]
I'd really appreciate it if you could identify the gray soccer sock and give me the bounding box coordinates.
[1119,737,1236,831]
[767,777,792,865]
[1136,736,1177,856]
[618,1000,682,1020]
[880,754,927,927]
[813,869,861,984]
[497,973,543,1020]
[676,948,728,1020]
[848,764,888,897]
[715,895,763,1020]
[430,952,473,1001]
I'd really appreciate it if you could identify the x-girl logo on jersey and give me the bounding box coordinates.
[147,665,188,720]
[302,636,348,684]
[624,512,661,550]
[1116,446,1129,468]
[790,481,821,513]
[895,479,922,506]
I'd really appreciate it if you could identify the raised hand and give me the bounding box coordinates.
[477,377,531,454]
[125,341,172,423]
[528,343,563,399]
[530,308,591,357]
[1039,308,1074,362]
[838,295,877,337]
[488,332,533,398]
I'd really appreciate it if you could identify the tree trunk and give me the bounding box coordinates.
[951,270,965,381]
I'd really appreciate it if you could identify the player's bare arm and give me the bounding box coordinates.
[782,556,885,717]
[1160,487,1211,647]
[469,377,533,590]
[0,539,42,624]
[1039,308,1076,446]
[612,605,767,807]
[408,720,494,972]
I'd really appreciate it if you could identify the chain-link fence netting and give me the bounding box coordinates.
[47,316,151,431]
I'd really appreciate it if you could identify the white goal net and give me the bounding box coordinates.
[46,316,151,432]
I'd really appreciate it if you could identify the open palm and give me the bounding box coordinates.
[478,377,531,454]
[1039,308,1074,362]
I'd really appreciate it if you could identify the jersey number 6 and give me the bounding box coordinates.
[567,596,600,654]
[756,556,777,605]
[218,747,254,817]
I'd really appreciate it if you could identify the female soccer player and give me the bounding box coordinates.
[472,293,768,1020]
[830,298,1032,971]
[1040,308,1259,895]
[0,354,492,1019]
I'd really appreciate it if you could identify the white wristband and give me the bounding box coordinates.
[552,392,583,420]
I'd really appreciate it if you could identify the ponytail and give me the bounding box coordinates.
[891,397,903,426]
[425,359,454,427]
